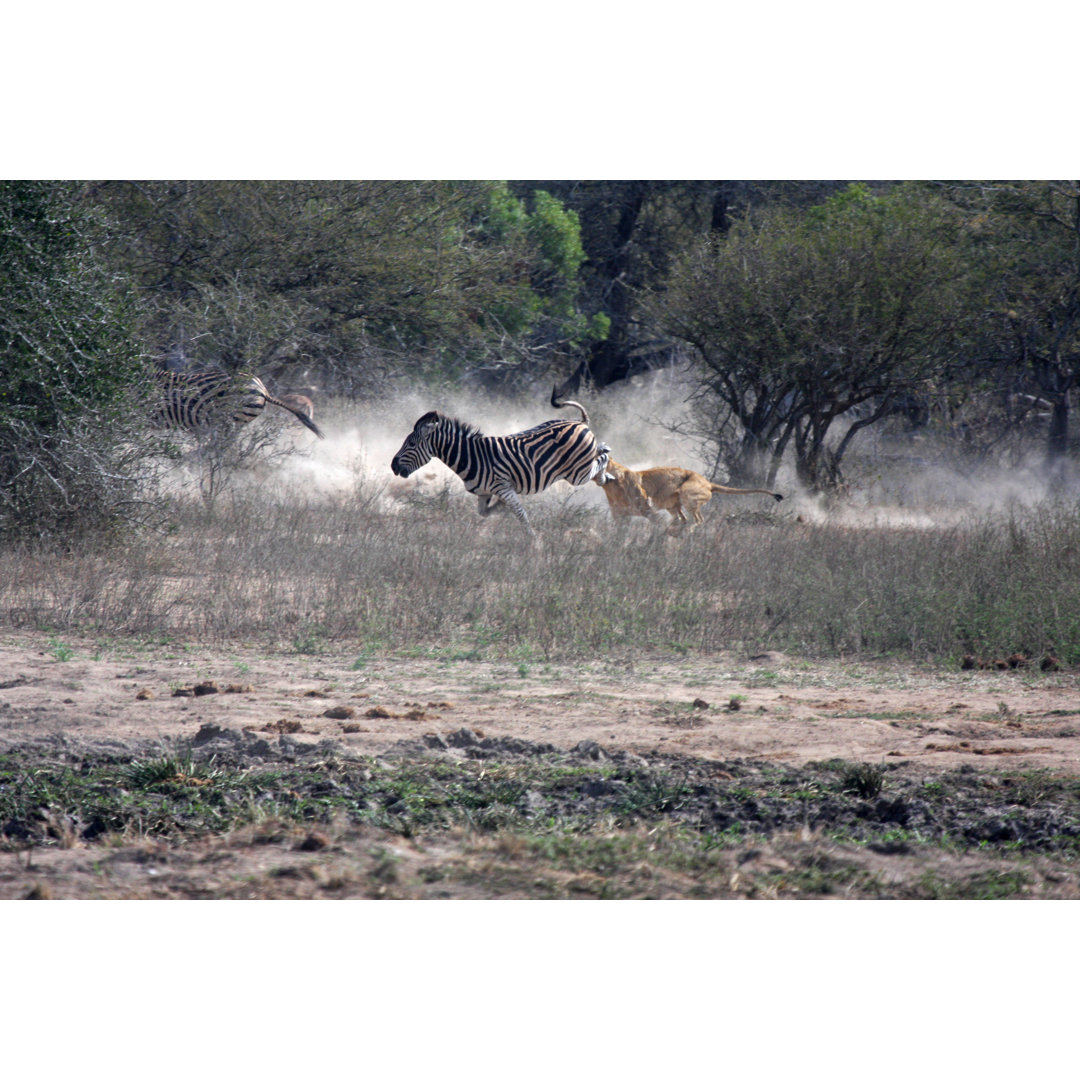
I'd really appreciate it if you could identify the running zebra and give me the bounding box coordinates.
[390,387,612,532]
[154,370,325,439]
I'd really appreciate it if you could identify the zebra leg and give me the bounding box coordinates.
[492,487,534,532]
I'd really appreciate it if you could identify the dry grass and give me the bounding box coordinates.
[1,468,1079,667]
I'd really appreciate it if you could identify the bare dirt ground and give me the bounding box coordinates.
[3,630,1077,768]
[3,629,1079,898]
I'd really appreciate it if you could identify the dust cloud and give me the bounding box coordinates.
[164,370,1077,527]
[267,370,712,515]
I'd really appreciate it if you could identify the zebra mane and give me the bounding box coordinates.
[417,411,482,439]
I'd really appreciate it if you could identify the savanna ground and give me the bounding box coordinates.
[3,631,1080,899]
[3,389,1080,899]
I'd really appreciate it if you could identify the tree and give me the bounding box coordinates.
[937,181,1080,484]
[86,181,598,395]
[453,183,608,389]
[0,181,155,542]
[515,182,872,397]
[653,184,967,491]
[530,181,721,394]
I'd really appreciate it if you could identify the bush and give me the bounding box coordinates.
[0,181,161,543]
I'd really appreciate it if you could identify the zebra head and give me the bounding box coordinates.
[391,411,442,477]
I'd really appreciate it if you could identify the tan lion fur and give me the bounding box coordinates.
[591,460,653,519]
[596,460,783,530]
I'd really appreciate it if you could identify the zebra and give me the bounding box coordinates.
[153,370,325,439]
[390,386,612,532]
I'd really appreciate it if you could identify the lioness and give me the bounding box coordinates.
[596,460,782,530]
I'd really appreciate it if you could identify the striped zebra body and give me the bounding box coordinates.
[391,403,611,531]
[155,370,324,439]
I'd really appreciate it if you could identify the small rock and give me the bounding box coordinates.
[573,739,606,761]
[446,728,478,748]
[324,705,356,720]
[693,698,710,710]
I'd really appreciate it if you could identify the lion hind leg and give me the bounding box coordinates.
[675,481,710,526]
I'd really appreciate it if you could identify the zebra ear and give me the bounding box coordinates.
[414,411,440,431]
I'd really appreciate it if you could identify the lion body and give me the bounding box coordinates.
[596,460,782,529]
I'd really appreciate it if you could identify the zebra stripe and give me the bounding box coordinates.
[154,371,324,439]
[390,393,611,531]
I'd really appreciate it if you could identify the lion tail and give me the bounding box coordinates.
[708,483,783,501]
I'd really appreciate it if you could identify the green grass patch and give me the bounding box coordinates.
[4,746,1080,898]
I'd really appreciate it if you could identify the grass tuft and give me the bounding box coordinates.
[839,763,888,799]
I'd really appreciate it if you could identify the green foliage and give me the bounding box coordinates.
[482,180,530,240]
[124,753,225,789]
[48,637,75,663]
[6,177,1080,542]
[803,180,879,223]
[657,183,970,489]
[90,180,599,394]
[935,181,1080,476]
[475,183,600,350]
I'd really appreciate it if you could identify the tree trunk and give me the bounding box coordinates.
[710,186,731,234]
[728,426,779,489]
[1046,393,1069,487]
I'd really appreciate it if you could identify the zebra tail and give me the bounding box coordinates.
[268,394,326,438]
[549,384,589,425]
